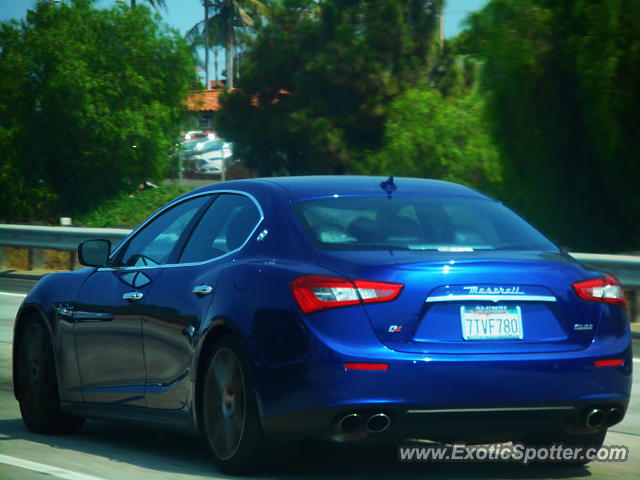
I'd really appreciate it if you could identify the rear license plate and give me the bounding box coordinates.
[460,305,523,340]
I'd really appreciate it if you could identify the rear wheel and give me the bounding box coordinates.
[202,335,269,473]
[15,315,84,434]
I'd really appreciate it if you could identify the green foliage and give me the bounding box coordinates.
[76,186,190,228]
[130,0,167,8]
[464,0,640,251]
[186,0,267,88]
[215,0,444,176]
[432,45,480,98]
[357,89,501,189]
[0,0,195,222]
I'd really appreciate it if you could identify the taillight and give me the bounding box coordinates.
[572,275,626,307]
[344,362,389,371]
[594,359,624,367]
[291,275,403,314]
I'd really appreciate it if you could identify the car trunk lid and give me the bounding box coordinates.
[317,250,603,354]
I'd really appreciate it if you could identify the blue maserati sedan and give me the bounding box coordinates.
[13,176,632,472]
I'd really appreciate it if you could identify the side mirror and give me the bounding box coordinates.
[78,239,111,267]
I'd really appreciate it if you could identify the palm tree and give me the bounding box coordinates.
[184,33,209,84]
[186,1,220,89]
[186,17,223,89]
[117,0,166,9]
[187,0,266,89]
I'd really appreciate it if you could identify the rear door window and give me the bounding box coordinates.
[178,194,261,263]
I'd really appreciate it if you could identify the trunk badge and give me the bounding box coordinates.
[573,323,594,330]
[463,286,524,295]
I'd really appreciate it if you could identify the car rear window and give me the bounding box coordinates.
[292,195,558,252]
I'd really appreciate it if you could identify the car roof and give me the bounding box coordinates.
[185,175,490,202]
[264,176,487,201]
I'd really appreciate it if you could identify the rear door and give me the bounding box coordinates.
[142,193,263,410]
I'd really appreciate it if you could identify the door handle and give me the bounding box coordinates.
[193,284,213,296]
[123,291,144,302]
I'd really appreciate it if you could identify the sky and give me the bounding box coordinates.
[0,0,487,37]
[0,0,488,81]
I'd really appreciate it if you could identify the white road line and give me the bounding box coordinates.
[0,291,26,298]
[0,454,106,480]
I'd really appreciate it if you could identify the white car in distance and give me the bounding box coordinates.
[192,141,233,177]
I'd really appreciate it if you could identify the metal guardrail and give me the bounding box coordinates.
[0,224,131,251]
[1,224,640,286]
[569,253,640,288]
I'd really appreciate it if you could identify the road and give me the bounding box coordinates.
[0,276,638,480]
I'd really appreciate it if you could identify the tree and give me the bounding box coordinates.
[356,89,502,189]
[216,0,444,175]
[0,0,195,221]
[464,0,640,251]
[186,0,267,88]
[186,1,223,88]
[127,0,166,8]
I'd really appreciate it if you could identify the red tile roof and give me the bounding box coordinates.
[185,89,224,111]
[185,88,290,111]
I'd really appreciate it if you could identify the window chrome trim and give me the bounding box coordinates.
[425,294,556,303]
[98,189,264,272]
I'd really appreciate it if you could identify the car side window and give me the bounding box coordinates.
[114,195,210,267]
[179,194,261,263]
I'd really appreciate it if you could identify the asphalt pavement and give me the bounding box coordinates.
[0,275,638,480]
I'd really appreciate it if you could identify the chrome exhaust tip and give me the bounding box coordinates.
[366,413,391,433]
[605,407,623,427]
[338,413,364,433]
[585,408,606,429]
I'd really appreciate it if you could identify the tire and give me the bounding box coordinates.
[202,335,269,474]
[519,429,607,465]
[15,315,84,434]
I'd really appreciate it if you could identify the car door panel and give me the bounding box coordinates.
[72,195,211,406]
[142,265,224,410]
[73,268,163,405]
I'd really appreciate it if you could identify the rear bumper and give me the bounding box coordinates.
[256,335,633,442]
[262,401,628,443]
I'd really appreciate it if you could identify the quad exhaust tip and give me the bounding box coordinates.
[338,412,391,434]
[338,413,364,434]
[366,413,391,433]
[605,407,623,427]
[585,408,606,429]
